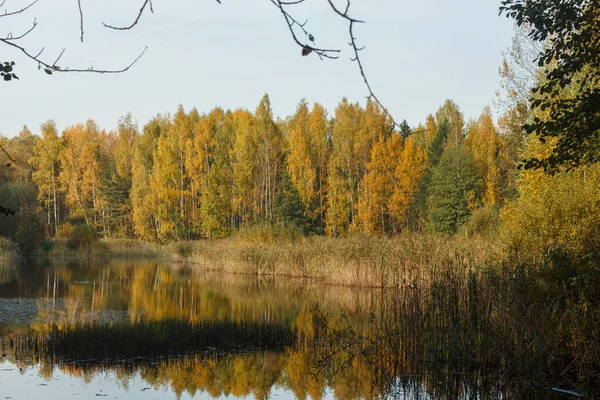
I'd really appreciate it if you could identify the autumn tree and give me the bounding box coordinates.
[500,0,600,171]
[30,121,63,236]
[253,94,285,222]
[466,108,503,205]
[199,109,234,239]
[99,115,139,236]
[286,100,330,232]
[131,115,170,241]
[59,121,102,228]
[357,132,401,234]
[389,136,428,232]
[231,109,258,228]
[326,99,362,236]
[150,106,196,241]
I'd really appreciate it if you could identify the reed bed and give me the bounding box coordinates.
[175,234,503,288]
[309,262,600,396]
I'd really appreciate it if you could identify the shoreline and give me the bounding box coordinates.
[8,234,503,288]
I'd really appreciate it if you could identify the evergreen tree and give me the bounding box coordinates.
[427,146,481,234]
[275,168,309,232]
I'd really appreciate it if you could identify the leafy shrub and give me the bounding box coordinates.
[66,224,98,250]
[460,204,500,238]
[501,163,600,262]
[56,223,76,240]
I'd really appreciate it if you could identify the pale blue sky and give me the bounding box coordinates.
[1,0,514,137]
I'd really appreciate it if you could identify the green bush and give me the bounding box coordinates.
[66,224,98,250]
[460,204,500,238]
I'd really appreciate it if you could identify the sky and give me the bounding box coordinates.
[1,0,515,137]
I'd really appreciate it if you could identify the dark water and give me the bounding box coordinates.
[0,259,592,399]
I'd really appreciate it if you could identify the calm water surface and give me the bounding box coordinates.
[0,259,588,399]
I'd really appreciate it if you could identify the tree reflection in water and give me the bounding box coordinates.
[0,259,597,399]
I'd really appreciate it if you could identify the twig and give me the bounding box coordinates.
[348,20,399,128]
[0,0,39,18]
[272,0,340,59]
[77,0,84,42]
[103,0,153,31]
[0,37,147,73]
[2,19,37,41]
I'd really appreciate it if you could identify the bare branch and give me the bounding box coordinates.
[0,0,39,18]
[272,0,340,59]
[103,0,153,31]
[325,0,364,23]
[0,36,147,74]
[0,0,397,130]
[52,48,65,67]
[77,0,84,42]
[2,18,37,41]
[348,20,399,128]
[263,0,399,127]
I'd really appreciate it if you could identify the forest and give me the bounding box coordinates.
[0,87,598,267]
[0,96,509,242]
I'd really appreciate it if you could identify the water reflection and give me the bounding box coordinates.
[0,260,593,399]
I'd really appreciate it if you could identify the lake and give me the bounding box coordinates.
[0,259,593,399]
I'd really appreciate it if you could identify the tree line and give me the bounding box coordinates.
[0,94,520,247]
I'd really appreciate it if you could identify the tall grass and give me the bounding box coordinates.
[310,259,600,396]
[175,233,502,287]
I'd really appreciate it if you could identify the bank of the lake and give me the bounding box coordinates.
[26,234,503,288]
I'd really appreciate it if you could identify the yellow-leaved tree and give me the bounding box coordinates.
[389,136,428,232]
[501,133,600,262]
[466,107,503,206]
[232,109,257,227]
[30,120,64,236]
[286,100,330,231]
[131,115,170,241]
[326,99,362,236]
[150,106,196,241]
[59,121,102,228]
[357,132,402,234]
